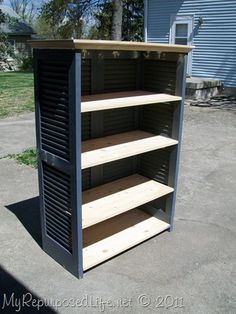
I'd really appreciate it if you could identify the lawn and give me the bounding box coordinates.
[8,148,37,168]
[0,72,34,118]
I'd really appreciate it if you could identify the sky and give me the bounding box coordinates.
[3,0,46,8]
[2,0,47,16]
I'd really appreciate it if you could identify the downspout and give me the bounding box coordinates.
[144,0,148,42]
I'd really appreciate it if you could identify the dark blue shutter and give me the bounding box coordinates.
[34,49,83,278]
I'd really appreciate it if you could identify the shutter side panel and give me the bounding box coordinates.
[39,61,70,161]
[42,163,72,253]
[34,49,83,278]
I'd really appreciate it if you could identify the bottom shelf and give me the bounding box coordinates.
[83,208,170,270]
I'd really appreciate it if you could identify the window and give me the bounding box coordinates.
[8,39,16,50]
[175,24,188,45]
[170,15,193,75]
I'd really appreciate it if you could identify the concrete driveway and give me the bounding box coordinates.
[0,112,35,158]
[0,105,235,313]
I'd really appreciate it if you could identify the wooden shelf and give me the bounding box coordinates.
[83,208,170,270]
[82,174,173,229]
[82,130,178,169]
[81,90,182,113]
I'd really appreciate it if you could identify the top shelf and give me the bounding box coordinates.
[29,39,193,53]
[81,91,182,113]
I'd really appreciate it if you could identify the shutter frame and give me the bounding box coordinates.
[34,49,83,278]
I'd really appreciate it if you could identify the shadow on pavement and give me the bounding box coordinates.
[6,197,42,248]
[0,265,57,313]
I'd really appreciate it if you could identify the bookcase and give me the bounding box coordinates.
[30,39,192,278]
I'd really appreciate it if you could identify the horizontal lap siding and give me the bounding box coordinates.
[147,0,236,87]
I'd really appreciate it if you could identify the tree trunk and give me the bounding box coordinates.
[111,0,123,40]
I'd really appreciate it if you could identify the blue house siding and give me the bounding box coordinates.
[146,0,236,87]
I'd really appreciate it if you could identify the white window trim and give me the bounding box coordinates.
[169,14,194,75]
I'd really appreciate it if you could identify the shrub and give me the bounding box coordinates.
[16,53,33,71]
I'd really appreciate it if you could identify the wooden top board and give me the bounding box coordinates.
[81,91,182,113]
[29,39,193,53]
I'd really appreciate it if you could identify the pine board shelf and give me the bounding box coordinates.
[83,208,170,270]
[82,130,178,169]
[81,91,182,113]
[82,174,174,229]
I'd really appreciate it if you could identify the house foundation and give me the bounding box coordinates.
[186,77,222,100]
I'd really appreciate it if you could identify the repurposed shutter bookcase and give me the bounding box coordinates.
[30,40,192,278]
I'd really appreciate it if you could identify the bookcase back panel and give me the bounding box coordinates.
[103,157,135,184]
[143,60,177,94]
[103,107,137,136]
[82,168,91,191]
[104,59,138,92]
[138,149,171,185]
[145,196,168,214]
[82,113,91,141]
[81,56,178,96]
[140,102,176,137]
[81,59,91,95]
[81,148,171,191]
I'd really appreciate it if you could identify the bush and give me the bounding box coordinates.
[16,53,33,71]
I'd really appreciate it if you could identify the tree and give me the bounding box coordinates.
[34,15,55,39]
[89,1,112,39]
[111,0,123,40]
[9,0,37,24]
[40,0,84,38]
[0,1,15,64]
[39,0,143,41]
[0,0,4,23]
[91,0,143,41]
[122,0,143,41]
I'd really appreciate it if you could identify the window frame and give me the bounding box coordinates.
[169,15,194,75]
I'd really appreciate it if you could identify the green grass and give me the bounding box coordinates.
[0,72,34,118]
[9,148,37,168]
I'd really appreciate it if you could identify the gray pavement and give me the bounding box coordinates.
[0,105,235,313]
[0,112,35,157]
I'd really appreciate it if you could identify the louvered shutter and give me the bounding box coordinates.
[34,49,83,278]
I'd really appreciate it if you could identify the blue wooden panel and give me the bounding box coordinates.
[146,0,236,87]
[34,49,83,278]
